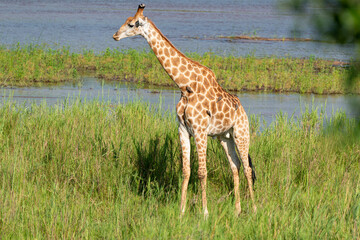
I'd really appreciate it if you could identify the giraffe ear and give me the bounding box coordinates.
[137,17,147,26]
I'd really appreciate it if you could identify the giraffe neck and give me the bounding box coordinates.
[142,20,217,90]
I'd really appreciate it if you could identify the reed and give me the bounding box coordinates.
[0,98,359,238]
[0,44,357,94]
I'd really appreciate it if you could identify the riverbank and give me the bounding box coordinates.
[0,44,357,94]
[0,99,358,238]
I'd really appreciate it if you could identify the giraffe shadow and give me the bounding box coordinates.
[131,133,182,197]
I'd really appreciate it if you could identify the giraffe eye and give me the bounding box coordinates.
[135,20,140,27]
[128,23,134,28]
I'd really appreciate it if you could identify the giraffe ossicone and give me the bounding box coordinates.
[113,4,257,217]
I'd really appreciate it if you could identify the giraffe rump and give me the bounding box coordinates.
[248,154,256,186]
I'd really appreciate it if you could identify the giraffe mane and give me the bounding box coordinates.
[147,19,215,76]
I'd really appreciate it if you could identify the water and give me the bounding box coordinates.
[0,0,355,60]
[2,77,358,125]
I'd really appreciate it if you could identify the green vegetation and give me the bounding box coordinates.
[0,98,359,238]
[0,44,80,85]
[288,0,360,135]
[1,44,357,94]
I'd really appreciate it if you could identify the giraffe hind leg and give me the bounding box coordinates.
[248,154,256,186]
[219,136,242,216]
[233,129,257,212]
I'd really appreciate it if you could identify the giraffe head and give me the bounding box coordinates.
[113,4,148,41]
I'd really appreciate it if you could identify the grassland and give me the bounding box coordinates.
[1,44,358,94]
[0,98,359,238]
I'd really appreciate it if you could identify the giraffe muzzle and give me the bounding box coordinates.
[113,32,121,41]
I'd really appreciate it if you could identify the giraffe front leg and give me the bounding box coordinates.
[219,136,242,216]
[194,131,209,219]
[179,124,191,216]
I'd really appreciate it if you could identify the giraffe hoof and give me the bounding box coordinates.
[180,208,186,218]
[235,207,241,217]
[204,209,209,220]
[253,205,257,213]
[235,203,241,216]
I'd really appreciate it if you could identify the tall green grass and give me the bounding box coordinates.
[1,44,357,94]
[0,99,359,238]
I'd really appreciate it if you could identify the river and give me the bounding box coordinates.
[2,77,358,125]
[0,0,355,60]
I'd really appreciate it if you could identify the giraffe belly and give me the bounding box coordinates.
[207,122,233,137]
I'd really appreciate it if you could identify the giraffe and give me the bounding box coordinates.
[113,4,257,217]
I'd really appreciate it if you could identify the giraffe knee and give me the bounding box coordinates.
[182,167,190,179]
[198,168,207,180]
[244,167,253,180]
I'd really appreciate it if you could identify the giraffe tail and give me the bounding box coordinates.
[248,154,256,186]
